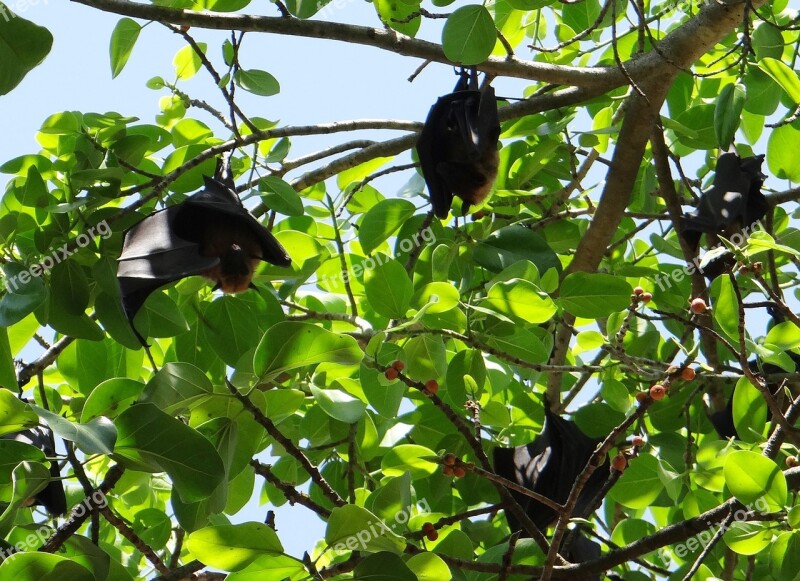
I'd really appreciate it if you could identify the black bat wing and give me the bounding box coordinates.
[740,154,768,230]
[681,152,750,249]
[7,427,67,515]
[174,176,291,267]
[117,205,220,329]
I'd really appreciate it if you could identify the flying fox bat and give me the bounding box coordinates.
[2,427,67,515]
[493,406,610,531]
[681,151,767,251]
[117,175,291,345]
[493,407,609,580]
[416,67,500,219]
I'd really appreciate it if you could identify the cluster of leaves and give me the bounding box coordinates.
[1,0,800,580]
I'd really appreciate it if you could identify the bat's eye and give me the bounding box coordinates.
[231,243,242,252]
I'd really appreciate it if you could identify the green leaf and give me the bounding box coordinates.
[234,69,280,96]
[715,83,746,150]
[711,274,739,341]
[406,552,452,581]
[310,385,366,424]
[558,273,632,318]
[759,57,800,102]
[732,377,768,443]
[34,407,117,455]
[767,123,800,182]
[381,444,438,479]
[0,389,39,436]
[724,450,787,511]
[375,0,422,36]
[0,4,53,95]
[325,505,406,554]
[364,256,413,319]
[138,362,215,415]
[285,0,330,18]
[354,552,416,580]
[607,453,662,509]
[202,296,261,367]
[109,18,141,78]
[81,378,144,422]
[186,522,283,572]
[442,5,496,65]
[359,199,416,254]
[0,552,93,581]
[723,521,773,555]
[474,227,560,274]
[765,321,800,350]
[0,263,47,326]
[770,532,800,580]
[114,403,225,503]
[751,23,784,61]
[253,322,363,379]
[412,282,460,314]
[173,43,205,81]
[0,460,51,531]
[485,279,557,323]
[260,176,304,216]
[0,328,17,391]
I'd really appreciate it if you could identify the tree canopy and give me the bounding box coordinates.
[1,0,800,579]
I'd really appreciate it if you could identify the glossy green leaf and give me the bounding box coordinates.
[114,403,225,502]
[0,4,53,95]
[485,279,557,323]
[359,199,416,255]
[325,505,406,554]
[714,83,745,150]
[187,522,283,571]
[364,257,413,319]
[381,444,438,479]
[235,69,280,96]
[0,552,93,581]
[442,5,496,65]
[253,322,363,379]
[109,18,141,78]
[724,451,787,511]
[310,385,366,424]
[558,273,632,318]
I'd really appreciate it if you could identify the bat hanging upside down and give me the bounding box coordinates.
[117,175,291,345]
[416,66,501,219]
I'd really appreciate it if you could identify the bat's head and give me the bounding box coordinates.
[203,242,262,294]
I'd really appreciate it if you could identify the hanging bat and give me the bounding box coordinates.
[2,427,67,515]
[493,406,610,532]
[416,67,501,219]
[493,406,608,579]
[117,174,292,345]
[681,150,767,251]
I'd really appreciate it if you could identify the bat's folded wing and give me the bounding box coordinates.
[417,97,455,218]
[178,176,292,267]
[118,208,220,322]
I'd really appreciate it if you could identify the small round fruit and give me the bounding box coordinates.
[426,529,439,541]
[611,454,627,472]
[641,292,652,303]
[631,435,645,447]
[179,24,191,32]
[633,286,644,296]
[635,391,648,403]
[650,384,667,400]
[384,367,398,380]
[424,379,439,395]
[443,453,456,466]
[453,466,466,478]
[422,522,434,532]
[391,360,405,371]
[681,367,696,381]
[787,456,798,468]
[690,298,707,314]
[442,465,454,476]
